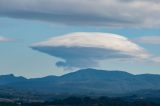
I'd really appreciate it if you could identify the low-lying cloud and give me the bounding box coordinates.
[0,0,160,27]
[31,32,150,68]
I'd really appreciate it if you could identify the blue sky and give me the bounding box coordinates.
[0,0,160,78]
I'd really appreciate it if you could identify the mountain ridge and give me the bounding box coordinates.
[1,68,160,96]
[2,68,160,79]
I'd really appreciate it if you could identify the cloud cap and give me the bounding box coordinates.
[31,32,149,68]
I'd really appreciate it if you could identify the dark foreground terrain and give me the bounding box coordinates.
[0,96,160,106]
[1,68,160,106]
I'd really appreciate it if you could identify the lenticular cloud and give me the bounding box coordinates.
[31,32,149,68]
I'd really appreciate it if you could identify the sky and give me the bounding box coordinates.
[0,0,160,78]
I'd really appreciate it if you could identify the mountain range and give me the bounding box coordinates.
[1,68,160,97]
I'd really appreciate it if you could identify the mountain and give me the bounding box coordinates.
[0,74,26,85]
[1,68,160,97]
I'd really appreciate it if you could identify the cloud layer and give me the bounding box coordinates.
[31,32,150,68]
[0,0,160,27]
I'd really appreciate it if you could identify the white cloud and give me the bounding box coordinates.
[0,36,12,42]
[0,0,160,27]
[31,32,150,68]
[135,36,160,44]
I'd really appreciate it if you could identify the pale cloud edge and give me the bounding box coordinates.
[152,57,160,63]
[135,36,160,45]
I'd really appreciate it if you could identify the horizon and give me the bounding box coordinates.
[0,0,160,78]
[1,68,160,79]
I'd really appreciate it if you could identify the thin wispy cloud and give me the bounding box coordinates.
[152,57,160,63]
[0,36,13,42]
[0,0,160,27]
[31,32,151,69]
[135,36,160,45]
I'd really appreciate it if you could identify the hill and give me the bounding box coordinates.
[1,68,160,97]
